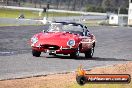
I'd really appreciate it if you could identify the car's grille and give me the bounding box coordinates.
[41,44,60,50]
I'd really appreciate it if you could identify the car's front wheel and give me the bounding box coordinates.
[32,49,41,57]
[70,47,79,58]
[85,47,94,58]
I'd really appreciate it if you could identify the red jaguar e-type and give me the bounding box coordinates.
[30,22,96,58]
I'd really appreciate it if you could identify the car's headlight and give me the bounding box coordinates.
[31,37,38,44]
[67,40,75,46]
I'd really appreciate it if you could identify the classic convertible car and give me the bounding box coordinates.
[30,22,96,58]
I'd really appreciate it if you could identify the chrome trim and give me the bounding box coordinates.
[46,50,56,53]
[81,40,95,44]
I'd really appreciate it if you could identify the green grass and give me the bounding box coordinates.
[0,24,19,26]
[0,23,43,27]
[83,19,106,26]
[0,8,80,19]
[70,82,132,88]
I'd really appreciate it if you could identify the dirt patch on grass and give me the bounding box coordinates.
[88,62,132,74]
[0,62,132,88]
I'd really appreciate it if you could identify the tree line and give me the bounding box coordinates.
[3,0,129,14]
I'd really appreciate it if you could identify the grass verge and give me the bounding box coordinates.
[0,8,80,19]
[83,19,107,26]
[70,82,132,88]
[0,24,43,27]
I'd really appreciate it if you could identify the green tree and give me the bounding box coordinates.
[102,0,111,8]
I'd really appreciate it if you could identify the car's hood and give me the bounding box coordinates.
[40,32,76,39]
[33,32,80,47]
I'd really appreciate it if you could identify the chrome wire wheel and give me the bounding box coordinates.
[76,47,80,57]
[90,46,94,57]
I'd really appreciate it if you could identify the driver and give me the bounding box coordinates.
[55,26,60,32]
[49,23,62,32]
[50,26,60,32]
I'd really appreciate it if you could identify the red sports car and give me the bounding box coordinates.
[30,22,96,58]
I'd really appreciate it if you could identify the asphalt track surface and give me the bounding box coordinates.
[0,26,132,80]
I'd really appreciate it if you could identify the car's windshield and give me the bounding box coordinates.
[48,23,63,32]
[48,23,83,35]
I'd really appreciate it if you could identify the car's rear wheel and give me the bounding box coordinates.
[85,47,94,58]
[32,49,41,57]
[70,47,79,58]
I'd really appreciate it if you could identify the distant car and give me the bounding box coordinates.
[30,22,96,58]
